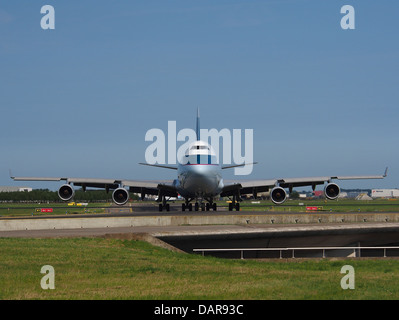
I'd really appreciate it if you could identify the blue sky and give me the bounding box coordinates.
[0,1,398,191]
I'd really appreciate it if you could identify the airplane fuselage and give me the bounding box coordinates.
[176,162,223,199]
[174,140,223,200]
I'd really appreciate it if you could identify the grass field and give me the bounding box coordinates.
[0,202,109,217]
[1,198,399,218]
[238,198,399,213]
[1,237,399,300]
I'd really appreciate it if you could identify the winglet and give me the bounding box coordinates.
[383,167,388,177]
[9,169,15,180]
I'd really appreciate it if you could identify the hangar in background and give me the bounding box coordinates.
[372,189,399,198]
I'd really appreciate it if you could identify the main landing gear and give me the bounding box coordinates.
[158,195,170,212]
[181,198,217,212]
[228,195,240,211]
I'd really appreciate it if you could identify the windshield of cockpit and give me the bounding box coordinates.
[183,145,218,165]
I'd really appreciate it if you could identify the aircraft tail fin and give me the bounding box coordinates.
[196,107,200,141]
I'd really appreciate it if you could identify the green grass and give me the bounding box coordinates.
[1,237,399,300]
[238,199,399,213]
[0,202,110,217]
[1,199,399,218]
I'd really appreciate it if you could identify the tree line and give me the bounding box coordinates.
[0,189,139,203]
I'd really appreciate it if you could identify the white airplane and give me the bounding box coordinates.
[11,111,388,212]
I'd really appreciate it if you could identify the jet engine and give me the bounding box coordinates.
[58,184,75,202]
[324,183,340,200]
[112,188,129,205]
[270,187,287,205]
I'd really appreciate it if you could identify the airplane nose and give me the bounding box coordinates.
[184,165,218,195]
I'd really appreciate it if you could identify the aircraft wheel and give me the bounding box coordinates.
[182,203,186,211]
[188,203,193,211]
[228,203,233,211]
[166,203,170,211]
[212,203,217,211]
[206,203,210,211]
[159,204,163,212]
[235,203,240,211]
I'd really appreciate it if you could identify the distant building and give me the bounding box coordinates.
[0,186,32,192]
[371,189,399,198]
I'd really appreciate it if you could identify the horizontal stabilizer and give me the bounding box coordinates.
[138,163,178,170]
[221,162,258,170]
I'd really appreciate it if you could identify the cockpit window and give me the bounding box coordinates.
[183,154,218,165]
[191,146,209,150]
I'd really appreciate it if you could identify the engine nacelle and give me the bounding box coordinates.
[324,183,340,200]
[112,188,129,205]
[271,187,287,205]
[58,184,75,202]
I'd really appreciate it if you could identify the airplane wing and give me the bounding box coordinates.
[221,167,388,198]
[123,179,178,197]
[10,176,178,198]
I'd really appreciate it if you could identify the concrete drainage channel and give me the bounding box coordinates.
[154,224,399,259]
